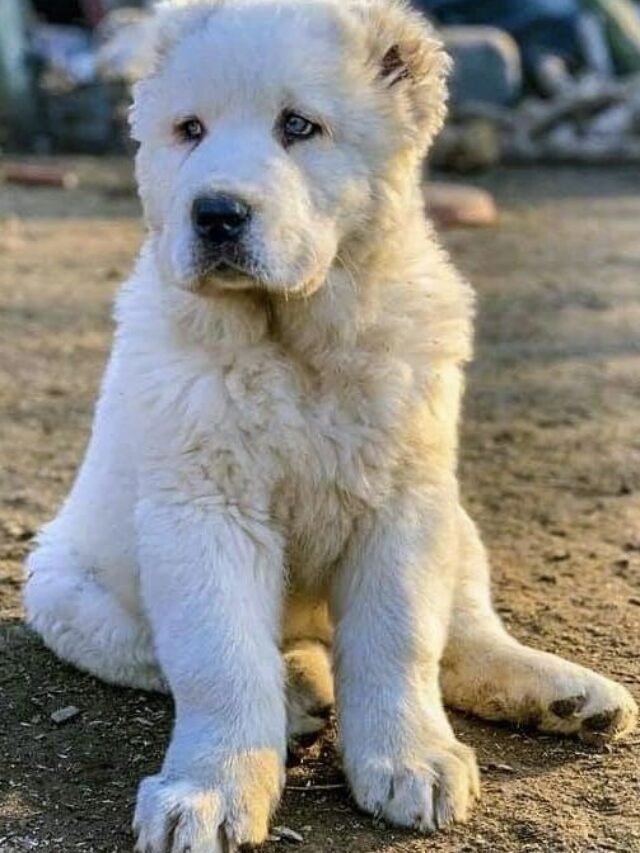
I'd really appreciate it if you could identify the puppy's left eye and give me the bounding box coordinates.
[281,111,322,146]
[174,116,205,144]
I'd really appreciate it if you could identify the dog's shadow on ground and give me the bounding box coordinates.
[1,617,614,852]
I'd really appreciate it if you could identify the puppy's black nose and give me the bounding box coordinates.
[191,195,251,245]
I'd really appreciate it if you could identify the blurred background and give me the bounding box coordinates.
[2,0,640,220]
[3,1,640,161]
[1,3,639,853]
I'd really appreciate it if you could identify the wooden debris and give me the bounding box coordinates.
[3,163,79,190]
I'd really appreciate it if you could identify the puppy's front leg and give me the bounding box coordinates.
[133,497,286,853]
[333,488,479,833]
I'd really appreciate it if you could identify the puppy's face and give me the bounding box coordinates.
[131,0,448,298]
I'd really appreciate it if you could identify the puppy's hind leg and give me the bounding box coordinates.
[284,641,334,740]
[441,507,637,743]
[283,596,334,741]
[24,541,165,692]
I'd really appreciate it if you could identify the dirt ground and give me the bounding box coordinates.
[0,162,639,853]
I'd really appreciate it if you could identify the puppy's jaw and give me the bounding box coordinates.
[169,234,333,300]
[190,268,329,301]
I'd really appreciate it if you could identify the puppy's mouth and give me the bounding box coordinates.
[190,245,326,300]
[211,259,254,281]
[194,246,259,290]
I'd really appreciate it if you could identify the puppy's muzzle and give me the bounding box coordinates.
[191,194,252,250]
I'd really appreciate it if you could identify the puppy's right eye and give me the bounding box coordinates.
[174,117,205,144]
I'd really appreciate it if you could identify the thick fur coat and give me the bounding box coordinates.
[24,1,637,850]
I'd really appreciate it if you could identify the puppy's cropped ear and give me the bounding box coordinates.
[352,0,451,149]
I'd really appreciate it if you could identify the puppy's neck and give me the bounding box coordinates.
[270,171,430,365]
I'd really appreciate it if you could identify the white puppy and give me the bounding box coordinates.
[24,0,637,850]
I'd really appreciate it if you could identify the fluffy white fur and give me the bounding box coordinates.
[24,1,637,850]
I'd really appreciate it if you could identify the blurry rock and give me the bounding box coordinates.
[443,26,522,107]
[578,11,616,77]
[425,182,498,229]
[533,55,575,97]
[432,118,502,172]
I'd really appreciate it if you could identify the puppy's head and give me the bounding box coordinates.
[130,0,449,297]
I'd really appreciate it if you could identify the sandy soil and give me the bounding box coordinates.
[0,162,639,853]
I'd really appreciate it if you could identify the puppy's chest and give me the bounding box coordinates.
[153,341,425,579]
[270,365,408,582]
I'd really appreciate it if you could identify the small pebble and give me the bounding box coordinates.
[484,761,515,773]
[50,705,80,725]
[272,826,304,843]
[548,550,570,563]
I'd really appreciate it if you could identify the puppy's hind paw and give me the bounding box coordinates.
[285,641,334,742]
[542,673,638,745]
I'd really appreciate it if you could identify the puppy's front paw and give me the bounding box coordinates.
[133,754,283,852]
[348,738,480,833]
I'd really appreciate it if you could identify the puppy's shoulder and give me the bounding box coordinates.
[379,237,475,368]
